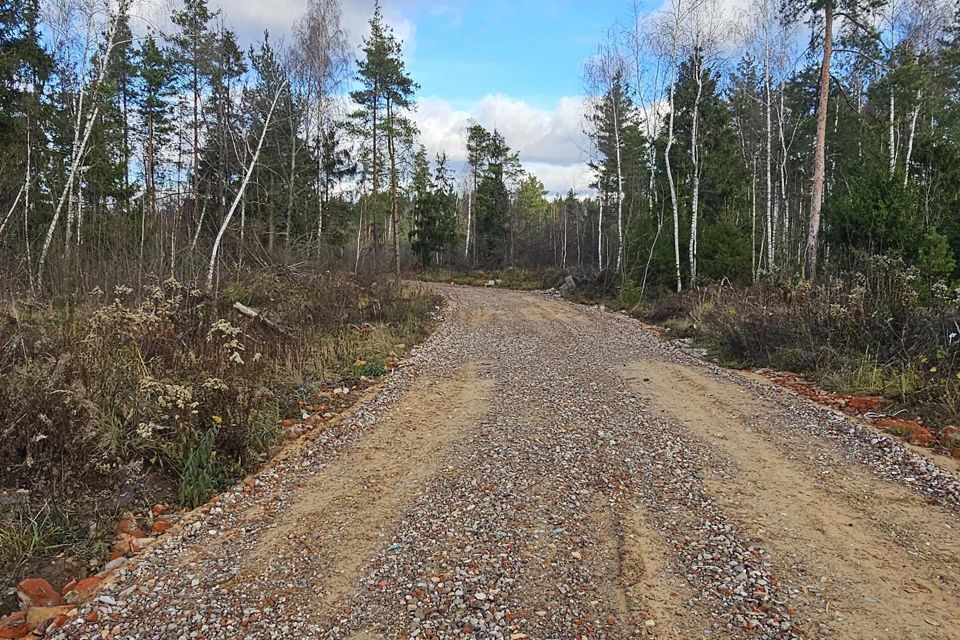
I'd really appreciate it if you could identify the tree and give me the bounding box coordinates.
[169,0,217,234]
[785,0,891,278]
[465,123,492,262]
[350,0,418,285]
[36,0,131,286]
[208,81,286,290]
[294,0,349,250]
[135,31,174,222]
[586,49,634,275]
[201,26,245,231]
[409,148,457,266]
[0,0,52,253]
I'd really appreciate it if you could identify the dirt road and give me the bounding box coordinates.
[56,285,960,639]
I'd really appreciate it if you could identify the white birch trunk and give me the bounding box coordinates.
[0,185,24,240]
[613,97,625,274]
[37,5,123,286]
[562,202,568,268]
[889,89,896,176]
[287,100,297,248]
[355,196,364,273]
[904,89,921,187]
[464,186,472,260]
[688,59,703,287]
[765,46,774,272]
[190,201,207,251]
[666,80,681,293]
[598,198,604,271]
[207,82,285,291]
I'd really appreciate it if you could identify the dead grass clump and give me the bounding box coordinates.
[645,256,960,426]
[0,270,439,601]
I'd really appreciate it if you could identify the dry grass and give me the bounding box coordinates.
[0,268,439,605]
[639,256,960,427]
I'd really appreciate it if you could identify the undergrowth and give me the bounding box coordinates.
[414,267,560,291]
[0,269,439,607]
[637,255,960,428]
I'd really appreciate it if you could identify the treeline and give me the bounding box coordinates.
[576,0,960,296]
[6,0,960,299]
[0,0,559,297]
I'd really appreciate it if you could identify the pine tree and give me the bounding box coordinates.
[135,31,175,220]
[350,0,418,284]
[409,147,457,266]
[202,27,246,225]
[169,0,217,226]
[0,0,52,242]
[588,68,635,273]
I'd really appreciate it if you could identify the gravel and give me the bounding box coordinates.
[51,285,959,640]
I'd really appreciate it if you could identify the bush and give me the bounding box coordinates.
[644,255,960,425]
[0,270,439,595]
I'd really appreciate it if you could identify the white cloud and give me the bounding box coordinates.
[413,94,592,195]
[129,1,591,194]
[340,1,417,52]
[131,0,416,52]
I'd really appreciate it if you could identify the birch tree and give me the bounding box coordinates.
[207,81,285,291]
[585,38,632,274]
[294,0,349,251]
[36,0,129,287]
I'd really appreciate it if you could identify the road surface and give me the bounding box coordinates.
[57,285,960,639]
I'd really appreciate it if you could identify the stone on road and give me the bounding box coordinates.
[53,285,960,639]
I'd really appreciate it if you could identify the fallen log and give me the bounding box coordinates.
[232,302,291,337]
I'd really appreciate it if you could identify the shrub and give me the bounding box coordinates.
[645,255,960,425]
[0,269,439,596]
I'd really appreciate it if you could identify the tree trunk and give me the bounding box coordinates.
[464,187,472,261]
[268,172,276,253]
[286,100,297,248]
[666,78,681,293]
[316,101,325,254]
[888,88,896,176]
[613,96,625,274]
[387,101,401,288]
[765,44,774,272]
[562,202,568,268]
[37,8,123,286]
[751,158,758,281]
[778,86,790,266]
[598,197,604,271]
[689,58,703,288]
[904,89,921,186]
[805,0,832,280]
[0,185,23,240]
[207,83,284,291]
[371,83,379,195]
[355,192,365,273]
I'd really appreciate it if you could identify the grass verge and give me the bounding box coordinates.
[0,270,439,613]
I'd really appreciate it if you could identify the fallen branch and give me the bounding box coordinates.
[232,302,291,337]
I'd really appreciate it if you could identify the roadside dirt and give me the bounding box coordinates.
[624,359,960,639]
[241,365,494,617]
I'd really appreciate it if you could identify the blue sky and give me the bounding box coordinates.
[377,0,641,192]
[192,0,652,192]
[403,0,624,108]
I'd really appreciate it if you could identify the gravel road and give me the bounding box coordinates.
[55,285,960,640]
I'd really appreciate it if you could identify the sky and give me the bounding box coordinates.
[192,0,643,194]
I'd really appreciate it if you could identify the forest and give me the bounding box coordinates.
[3,0,960,626]
[2,0,959,290]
